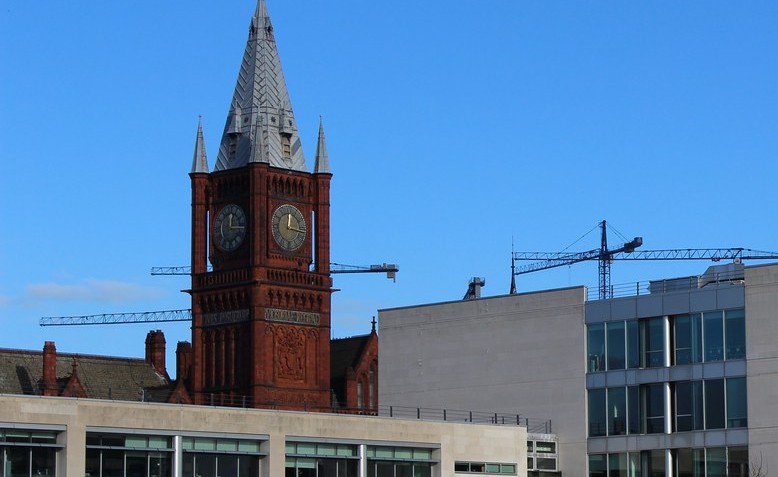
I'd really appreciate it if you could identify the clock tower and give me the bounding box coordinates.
[188,0,333,411]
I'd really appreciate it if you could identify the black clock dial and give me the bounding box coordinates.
[271,204,307,252]
[214,204,247,252]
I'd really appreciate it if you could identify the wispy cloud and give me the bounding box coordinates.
[24,279,165,304]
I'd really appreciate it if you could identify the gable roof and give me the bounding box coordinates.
[0,347,171,402]
[330,334,371,381]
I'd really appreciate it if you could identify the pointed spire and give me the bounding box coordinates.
[191,116,209,173]
[215,0,308,172]
[510,242,518,294]
[314,117,331,174]
[510,262,517,295]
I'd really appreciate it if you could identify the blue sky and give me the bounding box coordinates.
[1,1,776,372]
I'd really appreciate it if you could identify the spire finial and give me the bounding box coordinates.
[371,316,377,333]
[191,117,209,173]
[510,240,517,294]
[314,116,331,174]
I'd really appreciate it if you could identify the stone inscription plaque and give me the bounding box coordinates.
[265,308,320,326]
[202,309,250,327]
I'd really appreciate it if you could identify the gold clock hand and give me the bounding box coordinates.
[287,213,291,229]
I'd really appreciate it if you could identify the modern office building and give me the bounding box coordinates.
[0,394,526,477]
[379,262,778,476]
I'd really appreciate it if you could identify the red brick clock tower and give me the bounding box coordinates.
[188,0,333,411]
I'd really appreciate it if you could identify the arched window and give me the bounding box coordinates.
[356,381,363,410]
[369,365,376,410]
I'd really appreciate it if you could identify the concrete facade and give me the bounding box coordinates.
[0,394,526,477]
[379,287,588,475]
[744,264,778,471]
[378,263,778,476]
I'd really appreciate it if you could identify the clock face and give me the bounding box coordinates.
[214,204,247,252]
[271,204,307,252]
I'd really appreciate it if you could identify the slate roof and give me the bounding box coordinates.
[0,347,171,402]
[214,0,308,172]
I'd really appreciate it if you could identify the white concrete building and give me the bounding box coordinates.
[379,262,778,477]
[0,395,526,477]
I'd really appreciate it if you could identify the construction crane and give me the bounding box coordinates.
[41,309,191,327]
[41,263,399,327]
[512,220,778,300]
[151,263,399,281]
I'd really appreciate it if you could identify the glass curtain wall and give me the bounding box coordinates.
[365,446,435,477]
[591,448,748,477]
[673,309,745,365]
[607,322,626,370]
[86,434,174,477]
[181,437,262,477]
[588,318,667,372]
[285,442,359,477]
[1,437,58,477]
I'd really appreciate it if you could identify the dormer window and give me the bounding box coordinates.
[281,134,291,160]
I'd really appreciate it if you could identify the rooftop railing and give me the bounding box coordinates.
[162,391,553,432]
[586,268,746,301]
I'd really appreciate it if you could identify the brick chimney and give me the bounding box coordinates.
[42,341,58,396]
[145,330,168,378]
[175,341,192,382]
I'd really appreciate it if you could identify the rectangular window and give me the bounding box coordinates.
[588,324,606,372]
[535,442,555,454]
[706,448,726,477]
[703,311,724,362]
[589,454,607,477]
[608,387,627,436]
[0,430,59,477]
[675,448,705,477]
[726,377,748,428]
[588,388,607,437]
[628,453,640,477]
[725,309,746,360]
[675,381,703,432]
[627,386,640,434]
[5,447,31,477]
[607,321,626,370]
[608,453,627,477]
[644,384,665,434]
[728,447,749,477]
[705,379,726,429]
[368,461,431,477]
[88,435,176,477]
[641,450,665,477]
[643,318,665,368]
[536,458,556,471]
[674,313,702,365]
[627,320,640,369]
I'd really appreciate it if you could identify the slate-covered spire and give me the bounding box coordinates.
[191,117,209,173]
[314,117,330,174]
[214,0,307,172]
